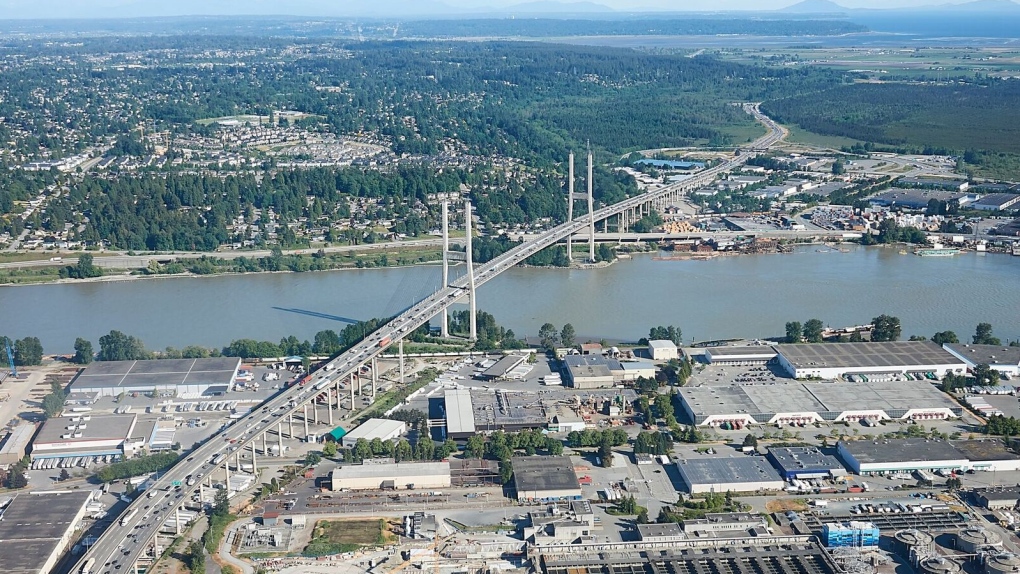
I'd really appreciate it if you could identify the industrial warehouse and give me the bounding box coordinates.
[943,343,1020,379]
[837,438,1020,474]
[679,379,962,427]
[563,355,656,388]
[68,357,243,398]
[339,418,407,448]
[512,455,583,502]
[775,341,965,379]
[0,490,94,574]
[443,388,549,437]
[767,447,848,480]
[674,456,786,494]
[30,414,140,461]
[329,461,451,491]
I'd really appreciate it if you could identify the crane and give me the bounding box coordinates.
[4,338,16,378]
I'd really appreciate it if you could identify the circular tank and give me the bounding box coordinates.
[986,553,1020,574]
[920,558,963,574]
[896,529,935,549]
[958,528,1003,553]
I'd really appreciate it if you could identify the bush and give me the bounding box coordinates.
[94,451,180,483]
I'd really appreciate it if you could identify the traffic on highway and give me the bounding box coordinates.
[76,103,785,574]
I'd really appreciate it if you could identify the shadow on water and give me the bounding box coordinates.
[271,307,361,325]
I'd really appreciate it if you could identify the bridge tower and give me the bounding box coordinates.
[587,146,596,262]
[566,150,596,263]
[440,199,477,341]
[465,198,477,341]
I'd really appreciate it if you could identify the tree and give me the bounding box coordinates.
[73,338,94,364]
[13,337,43,366]
[636,508,650,524]
[560,323,576,348]
[98,330,151,361]
[6,468,27,489]
[803,319,824,343]
[213,488,229,517]
[352,438,372,462]
[322,441,338,458]
[871,315,901,342]
[932,331,959,345]
[465,435,485,459]
[785,321,802,344]
[598,437,614,467]
[41,381,67,418]
[742,434,758,449]
[59,468,70,481]
[972,364,1001,386]
[305,452,322,466]
[946,477,963,491]
[849,330,864,342]
[974,323,1001,345]
[538,323,559,353]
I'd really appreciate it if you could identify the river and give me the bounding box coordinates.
[1,245,1018,353]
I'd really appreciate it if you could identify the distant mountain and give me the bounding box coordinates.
[778,0,849,13]
[503,1,614,13]
[934,0,1020,11]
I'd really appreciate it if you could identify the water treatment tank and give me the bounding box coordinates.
[895,529,935,556]
[920,557,963,574]
[958,528,1002,553]
[985,553,1020,574]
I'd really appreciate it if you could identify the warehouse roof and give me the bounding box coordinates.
[950,439,1020,463]
[444,389,475,435]
[778,341,963,370]
[69,357,242,391]
[0,490,93,574]
[768,447,846,473]
[512,455,581,493]
[648,340,678,350]
[332,461,450,480]
[839,438,966,464]
[34,414,137,446]
[481,354,528,379]
[676,457,784,486]
[0,424,36,458]
[343,418,405,442]
[944,344,1020,367]
[706,346,779,358]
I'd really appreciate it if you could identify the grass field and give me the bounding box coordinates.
[303,518,394,557]
[783,125,865,151]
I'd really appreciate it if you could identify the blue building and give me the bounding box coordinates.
[823,522,880,548]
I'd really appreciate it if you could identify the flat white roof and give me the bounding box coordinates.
[648,340,678,349]
[445,388,475,434]
[343,418,406,441]
[333,461,450,479]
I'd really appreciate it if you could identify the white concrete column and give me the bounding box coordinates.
[302,404,309,437]
[251,442,257,474]
[175,507,181,535]
[277,422,283,454]
[327,387,334,426]
[262,432,268,454]
[399,340,405,383]
[288,413,293,439]
[372,358,377,398]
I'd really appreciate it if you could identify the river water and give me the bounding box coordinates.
[2,245,1018,353]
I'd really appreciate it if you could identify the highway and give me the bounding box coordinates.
[76,104,785,574]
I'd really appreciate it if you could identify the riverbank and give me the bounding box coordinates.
[2,244,1018,352]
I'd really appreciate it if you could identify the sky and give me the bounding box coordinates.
[0,0,1007,19]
